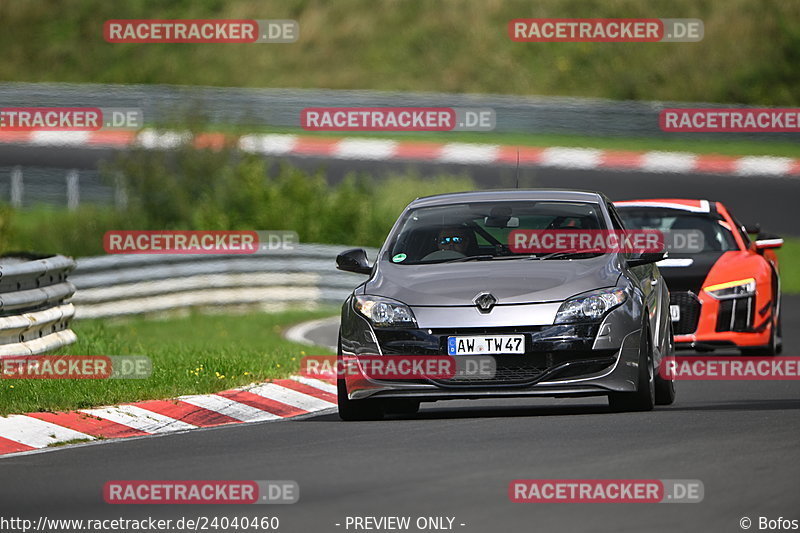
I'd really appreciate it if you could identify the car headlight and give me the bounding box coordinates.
[703,278,755,300]
[554,288,627,324]
[354,295,417,327]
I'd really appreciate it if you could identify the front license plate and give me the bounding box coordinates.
[447,335,525,355]
[670,305,681,322]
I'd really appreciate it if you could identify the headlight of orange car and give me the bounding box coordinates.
[703,278,756,300]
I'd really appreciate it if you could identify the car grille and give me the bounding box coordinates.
[373,325,615,387]
[445,354,548,385]
[716,296,754,332]
[671,291,701,335]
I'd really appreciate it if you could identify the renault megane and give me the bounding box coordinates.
[335,190,675,420]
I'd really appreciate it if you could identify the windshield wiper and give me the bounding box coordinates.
[446,253,541,263]
[534,249,604,260]
[445,254,497,262]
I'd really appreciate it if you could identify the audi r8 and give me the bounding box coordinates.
[615,199,782,355]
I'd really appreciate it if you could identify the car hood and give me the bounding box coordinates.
[656,250,762,294]
[655,251,725,293]
[363,255,622,306]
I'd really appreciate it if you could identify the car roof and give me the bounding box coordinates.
[614,199,718,213]
[409,189,607,208]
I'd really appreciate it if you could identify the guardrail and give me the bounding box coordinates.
[0,254,77,356]
[2,81,797,141]
[69,244,378,319]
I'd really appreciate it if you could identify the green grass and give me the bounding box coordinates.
[777,237,800,295]
[0,0,798,105]
[1,204,130,258]
[0,309,336,416]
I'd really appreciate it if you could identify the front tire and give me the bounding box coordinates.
[609,322,655,412]
[741,281,781,357]
[655,321,676,406]
[337,377,384,421]
[741,315,779,357]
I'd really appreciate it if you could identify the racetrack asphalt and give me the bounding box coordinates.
[1,296,798,532]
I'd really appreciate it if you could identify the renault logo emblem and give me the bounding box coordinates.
[474,292,497,313]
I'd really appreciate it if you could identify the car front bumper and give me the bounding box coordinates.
[671,289,775,350]
[339,298,644,401]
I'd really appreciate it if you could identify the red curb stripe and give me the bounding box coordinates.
[693,154,739,174]
[194,132,231,150]
[134,399,241,428]
[0,376,335,456]
[0,436,35,454]
[27,411,147,439]
[292,137,339,156]
[85,130,137,146]
[273,379,337,404]
[0,128,798,177]
[393,141,444,160]
[496,145,546,164]
[217,389,308,418]
[599,150,645,169]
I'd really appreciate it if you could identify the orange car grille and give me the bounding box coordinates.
[716,296,755,332]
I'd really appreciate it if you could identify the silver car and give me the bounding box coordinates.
[335,189,675,420]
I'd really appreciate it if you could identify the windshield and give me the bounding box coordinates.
[616,208,738,252]
[385,200,607,265]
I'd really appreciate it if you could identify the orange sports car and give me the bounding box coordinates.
[615,199,782,355]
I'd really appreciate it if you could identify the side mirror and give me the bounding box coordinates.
[627,251,667,267]
[754,232,783,251]
[336,248,372,275]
